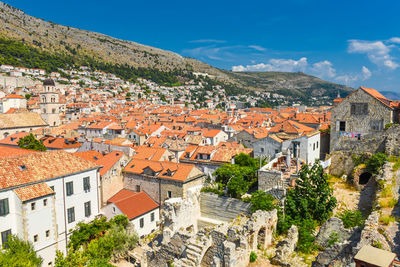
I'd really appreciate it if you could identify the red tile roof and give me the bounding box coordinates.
[107,189,159,220]
[0,151,99,190]
[14,183,54,202]
[96,151,124,176]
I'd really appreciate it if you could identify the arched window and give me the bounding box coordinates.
[43,109,46,114]
[51,97,55,103]
[52,108,56,114]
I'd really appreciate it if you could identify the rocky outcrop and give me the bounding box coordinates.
[328,151,355,177]
[271,225,298,266]
[315,218,356,248]
[355,211,391,251]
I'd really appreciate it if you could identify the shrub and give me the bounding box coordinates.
[372,241,383,249]
[338,210,364,228]
[328,231,340,246]
[385,123,393,130]
[379,215,396,225]
[249,191,278,213]
[297,219,317,253]
[365,153,387,174]
[249,251,257,262]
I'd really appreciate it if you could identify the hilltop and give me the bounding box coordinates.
[0,1,352,98]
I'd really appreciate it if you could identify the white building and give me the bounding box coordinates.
[102,189,159,238]
[0,150,100,266]
[0,94,27,113]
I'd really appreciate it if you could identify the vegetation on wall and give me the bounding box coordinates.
[55,215,138,266]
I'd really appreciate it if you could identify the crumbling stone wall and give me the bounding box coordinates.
[146,207,277,267]
[161,186,202,239]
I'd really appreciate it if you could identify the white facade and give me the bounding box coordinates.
[0,168,100,266]
[102,203,159,238]
[0,97,27,113]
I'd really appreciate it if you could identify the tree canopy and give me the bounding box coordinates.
[17,133,47,151]
[0,235,43,267]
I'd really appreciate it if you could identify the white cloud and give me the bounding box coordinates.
[335,66,371,85]
[248,45,267,52]
[310,60,336,78]
[347,40,398,69]
[188,39,226,44]
[361,66,372,80]
[388,37,400,44]
[232,57,308,72]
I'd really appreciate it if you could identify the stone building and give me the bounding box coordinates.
[123,159,205,204]
[330,87,400,152]
[0,112,48,139]
[40,78,61,127]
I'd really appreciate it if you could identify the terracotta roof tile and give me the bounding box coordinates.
[14,183,54,202]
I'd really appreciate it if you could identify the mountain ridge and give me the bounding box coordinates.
[0,1,352,98]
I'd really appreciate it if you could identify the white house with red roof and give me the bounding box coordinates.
[0,151,101,266]
[102,189,159,238]
[0,94,27,113]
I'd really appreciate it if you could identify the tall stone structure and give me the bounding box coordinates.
[40,78,61,127]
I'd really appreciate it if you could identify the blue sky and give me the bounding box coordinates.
[4,0,400,92]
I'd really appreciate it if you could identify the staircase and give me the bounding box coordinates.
[180,237,211,267]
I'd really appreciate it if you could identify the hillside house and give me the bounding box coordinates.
[330,87,400,151]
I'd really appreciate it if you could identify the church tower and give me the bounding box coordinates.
[40,78,61,127]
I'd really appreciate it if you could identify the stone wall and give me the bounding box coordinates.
[330,88,394,152]
[145,210,278,267]
[161,186,202,239]
[200,192,251,222]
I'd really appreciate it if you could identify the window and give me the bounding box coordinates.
[66,181,74,196]
[167,191,172,198]
[261,147,264,153]
[34,235,38,242]
[1,229,11,246]
[52,108,56,114]
[313,143,315,151]
[151,212,155,222]
[31,202,36,211]
[83,177,90,191]
[67,207,75,223]
[136,185,141,192]
[317,142,319,149]
[0,198,9,216]
[43,199,47,206]
[46,230,50,238]
[84,201,91,217]
[140,218,144,228]
[350,103,368,115]
[113,207,116,213]
[112,169,116,175]
[339,121,346,132]
[370,120,384,131]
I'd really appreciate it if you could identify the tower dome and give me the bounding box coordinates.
[43,78,55,86]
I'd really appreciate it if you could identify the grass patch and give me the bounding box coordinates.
[338,210,365,228]
[379,198,398,209]
[379,215,396,225]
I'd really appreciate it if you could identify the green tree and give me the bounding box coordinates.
[284,162,337,224]
[365,153,387,174]
[227,175,249,198]
[249,190,278,213]
[17,133,47,151]
[0,235,43,267]
[25,93,31,100]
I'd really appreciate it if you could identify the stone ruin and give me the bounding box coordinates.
[139,186,278,267]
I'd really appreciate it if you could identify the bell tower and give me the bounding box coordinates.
[40,78,61,127]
